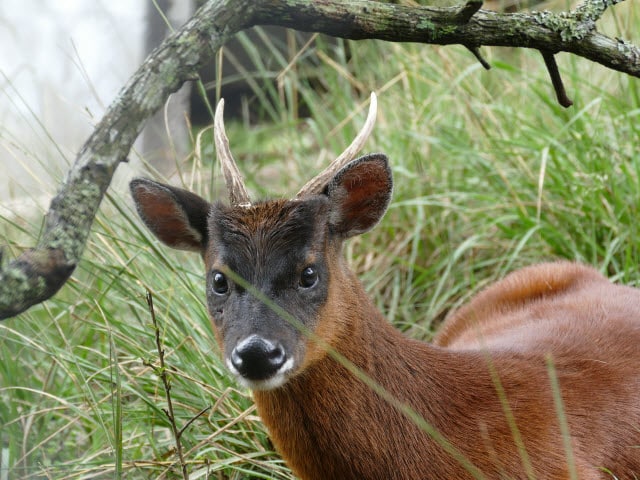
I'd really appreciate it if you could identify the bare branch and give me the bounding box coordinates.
[145,291,189,480]
[251,0,639,78]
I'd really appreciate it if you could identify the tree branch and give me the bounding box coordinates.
[0,0,637,319]
[251,0,638,77]
[0,0,256,319]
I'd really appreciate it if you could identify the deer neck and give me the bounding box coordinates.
[251,272,447,480]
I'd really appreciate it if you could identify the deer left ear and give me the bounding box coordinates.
[326,153,393,238]
[130,178,211,252]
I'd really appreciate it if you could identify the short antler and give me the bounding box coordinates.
[296,92,378,198]
[215,99,252,207]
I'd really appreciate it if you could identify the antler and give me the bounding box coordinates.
[214,99,252,207]
[296,92,378,198]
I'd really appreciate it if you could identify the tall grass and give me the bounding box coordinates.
[1,2,639,477]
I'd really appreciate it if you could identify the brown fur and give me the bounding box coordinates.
[254,261,640,479]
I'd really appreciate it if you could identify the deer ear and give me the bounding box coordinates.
[130,178,211,252]
[326,153,393,238]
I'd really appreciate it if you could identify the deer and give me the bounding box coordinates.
[130,93,640,479]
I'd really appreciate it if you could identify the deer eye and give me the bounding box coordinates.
[300,266,319,289]
[211,271,229,295]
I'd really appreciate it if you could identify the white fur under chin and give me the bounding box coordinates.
[225,356,295,391]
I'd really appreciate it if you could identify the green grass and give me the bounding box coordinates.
[1,2,639,477]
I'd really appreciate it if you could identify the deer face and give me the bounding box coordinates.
[205,197,331,389]
[130,95,392,390]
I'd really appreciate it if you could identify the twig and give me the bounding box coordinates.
[146,291,190,480]
[466,45,491,70]
[541,50,574,108]
[179,406,212,438]
[453,0,483,24]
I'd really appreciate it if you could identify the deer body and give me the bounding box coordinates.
[130,95,640,479]
[253,262,640,480]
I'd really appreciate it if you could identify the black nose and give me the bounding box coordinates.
[230,335,287,380]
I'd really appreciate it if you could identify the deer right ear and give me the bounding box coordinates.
[130,178,211,252]
[326,153,393,238]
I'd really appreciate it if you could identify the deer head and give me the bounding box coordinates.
[130,94,392,390]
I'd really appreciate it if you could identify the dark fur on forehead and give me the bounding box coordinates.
[208,196,330,268]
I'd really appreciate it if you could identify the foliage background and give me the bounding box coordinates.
[0,0,638,478]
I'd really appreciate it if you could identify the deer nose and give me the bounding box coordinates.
[230,335,287,381]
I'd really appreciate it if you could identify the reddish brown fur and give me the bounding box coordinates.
[255,261,640,479]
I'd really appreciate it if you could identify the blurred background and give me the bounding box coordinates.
[1,1,146,213]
